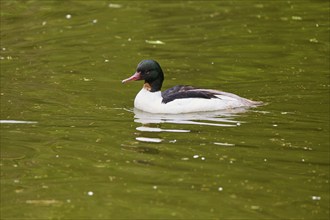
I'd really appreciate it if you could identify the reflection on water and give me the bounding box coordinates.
[134,107,249,143]
[136,137,163,143]
[0,120,37,124]
[134,108,247,127]
[136,126,190,133]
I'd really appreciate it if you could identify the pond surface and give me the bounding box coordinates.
[1,0,329,219]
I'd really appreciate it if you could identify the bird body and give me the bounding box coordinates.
[122,60,261,114]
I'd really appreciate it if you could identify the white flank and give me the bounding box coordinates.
[134,88,258,114]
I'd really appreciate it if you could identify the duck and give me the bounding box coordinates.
[122,60,262,114]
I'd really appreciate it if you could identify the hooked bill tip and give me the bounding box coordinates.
[121,72,141,84]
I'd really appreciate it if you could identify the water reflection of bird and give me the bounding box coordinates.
[122,60,262,114]
[133,108,245,127]
[133,108,245,143]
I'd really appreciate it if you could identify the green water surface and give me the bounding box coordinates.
[1,0,329,219]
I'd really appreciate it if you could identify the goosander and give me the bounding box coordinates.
[122,60,262,114]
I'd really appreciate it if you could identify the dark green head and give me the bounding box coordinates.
[122,60,164,92]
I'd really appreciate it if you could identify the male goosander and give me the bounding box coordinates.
[122,60,261,114]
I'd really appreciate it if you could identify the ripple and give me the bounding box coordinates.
[136,137,163,143]
[1,145,36,160]
[0,120,37,124]
[136,126,190,133]
[214,142,235,147]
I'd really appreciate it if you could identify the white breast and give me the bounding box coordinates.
[134,88,255,114]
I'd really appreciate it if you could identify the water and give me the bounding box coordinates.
[1,0,329,219]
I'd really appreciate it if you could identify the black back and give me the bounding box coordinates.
[161,85,218,104]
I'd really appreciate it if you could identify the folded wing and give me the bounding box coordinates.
[161,85,261,106]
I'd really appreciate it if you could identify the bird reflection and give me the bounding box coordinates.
[134,107,248,128]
